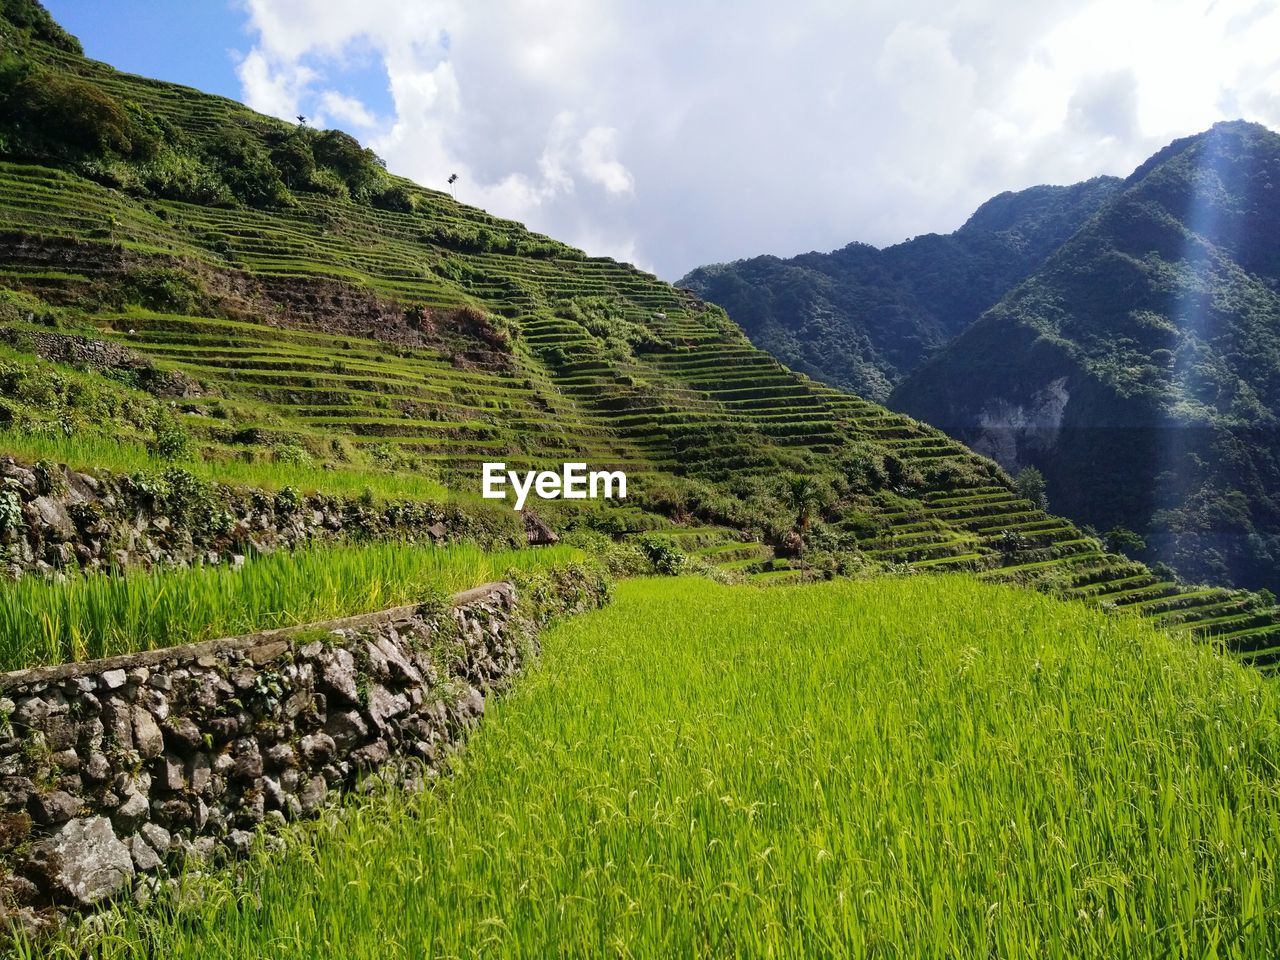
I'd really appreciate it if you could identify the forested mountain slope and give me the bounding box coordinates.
[679,177,1121,399]
[893,121,1280,593]
[0,2,1277,658]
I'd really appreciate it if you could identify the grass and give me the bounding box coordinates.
[49,575,1280,959]
[0,430,456,504]
[0,542,582,671]
[1,27,1279,658]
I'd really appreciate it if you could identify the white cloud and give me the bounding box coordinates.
[235,48,314,120]
[233,0,1280,280]
[577,127,635,196]
[317,90,377,129]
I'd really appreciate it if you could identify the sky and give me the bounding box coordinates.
[44,0,1280,281]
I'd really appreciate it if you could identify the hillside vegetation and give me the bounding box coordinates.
[39,576,1280,959]
[0,3,1277,662]
[679,178,1121,400]
[894,121,1280,593]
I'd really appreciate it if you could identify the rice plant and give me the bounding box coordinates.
[0,542,581,671]
[48,575,1280,959]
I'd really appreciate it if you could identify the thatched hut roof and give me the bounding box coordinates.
[522,510,559,546]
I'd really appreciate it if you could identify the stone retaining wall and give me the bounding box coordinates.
[0,455,520,581]
[0,566,608,934]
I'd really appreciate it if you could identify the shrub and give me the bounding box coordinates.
[372,182,415,212]
[0,63,152,158]
[1,0,82,52]
[636,534,687,575]
[1104,526,1147,557]
[274,443,313,466]
[1015,466,1049,510]
[121,268,205,313]
[153,424,191,461]
[209,127,291,207]
[312,128,385,198]
[0,489,22,533]
[305,166,350,200]
[139,150,231,205]
[269,132,316,189]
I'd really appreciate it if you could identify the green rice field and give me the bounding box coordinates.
[0,542,582,671]
[45,575,1280,959]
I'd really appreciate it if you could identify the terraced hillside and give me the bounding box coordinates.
[1,5,1279,665]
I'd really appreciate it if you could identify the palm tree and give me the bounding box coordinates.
[784,474,818,533]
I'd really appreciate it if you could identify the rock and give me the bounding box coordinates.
[299,775,327,815]
[132,706,165,759]
[153,798,193,830]
[163,716,202,753]
[0,775,36,809]
[100,699,133,750]
[206,716,240,742]
[43,714,77,752]
[25,816,134,907]
[318,647,360,705]
[461,686,485,719]
[83,752,111,783]
[138,687,169,721]
[299,732,336,764]
[324,710,367,753]
[264,743,297,771]
[139,822,170,857]
[31,496,75,541]
[13,698,50,728]
[113,791,149,833]
[126,834,162,873]
[161,754,186,791]
[366,685,410,731]
[227,829,254,856]
[368,635,421,684]
[350,739,390,772]
[101,669,128,690]
[188,754,212,794]
[230,740,263,781]
[261,776,286,811]
[28,790,80,826]
[147,673,172,692]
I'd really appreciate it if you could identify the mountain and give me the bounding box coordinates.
[0,1,1277,655]
[892,121,1280,592]
[678,177,1122,400]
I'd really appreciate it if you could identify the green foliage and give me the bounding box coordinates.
[635,534,687,575]
[0,22,1270,648]
[151,423,190,461]
[61,576,1280,958]
[120,268,206,313]
[0,542,583,669]
[0,58,158,160]
[1103,525,1146,557]
[1014,466,1048,509]
[208,127,292,208]
[0,0,81,52]
[0,488,22,532]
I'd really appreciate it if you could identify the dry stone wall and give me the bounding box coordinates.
[0,455,520,581]
[0,566,609,934]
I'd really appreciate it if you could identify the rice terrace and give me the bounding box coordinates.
[0,1,1278,956]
